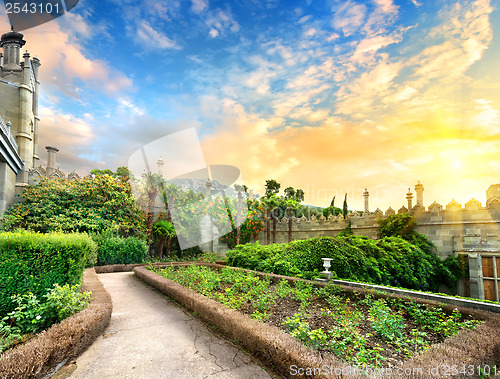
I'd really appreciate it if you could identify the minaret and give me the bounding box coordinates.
[406,188,413,212]
[363,188,369,214]
[415,181,424,207]
[157,157,164,176]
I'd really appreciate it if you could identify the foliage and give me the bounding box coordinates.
[342,193,348,219]
[0,231,94,316]
[322,206,342,218]
[368,299,405,341]
[2,176,147,238]
[264,179,281,198]
[284,187,305,202]
[92,231,148,265]
[227,236,459,291]
[152,266,481,369]
[0,284,90,352]
[338,220,353,237]
[220,199,265,248]
[91,166,129,178]
[153,220,176,258]
[379,213,417,240]
[378,213,462,291]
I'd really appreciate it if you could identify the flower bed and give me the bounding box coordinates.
[136,263,500,378]
[150,265,481,368]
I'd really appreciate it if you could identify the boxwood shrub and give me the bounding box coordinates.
[0,231,95,316]
[226,236,459,292]
[92,232,148,265]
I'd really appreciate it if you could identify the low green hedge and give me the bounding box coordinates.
[0,231,96,316]
[226,236,460,292]
[92,233,148,265]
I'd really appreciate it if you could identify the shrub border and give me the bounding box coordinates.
[136,263,500,379]
[0,268,112,379]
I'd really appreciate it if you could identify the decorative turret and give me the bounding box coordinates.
[0,27,25,71]
[157,156,164,176]
[363,188,369,214]
[406,188,413,211]
[415,181,424,207]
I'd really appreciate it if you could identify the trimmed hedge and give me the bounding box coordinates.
[0,231,96,317]
[92,233,148,266]
[226,236,458,292]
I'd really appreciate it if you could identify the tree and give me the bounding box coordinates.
[142,173,166,253]
[284,187,295,200]
[322,206,341,218]
[295,189,305,203]
[153,220,176,259]
[330,195,336,208]
[284,187,304,203]
[342,193,348,219]
[264,179,280,198]
[91,166,130,179]
[2,176,147,237]
[234,184,248,193]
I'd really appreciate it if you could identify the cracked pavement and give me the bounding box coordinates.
[63,272,275,379]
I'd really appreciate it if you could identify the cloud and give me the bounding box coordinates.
[0,14,133,97]
[191,0,208,14]
[331,1,366,37]
[36,107,96,173]
[205,8,239,38]
[135,20,178,50]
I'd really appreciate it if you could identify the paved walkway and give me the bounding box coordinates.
[62,272,275,379]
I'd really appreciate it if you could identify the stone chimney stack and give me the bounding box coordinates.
[363,188,369,214]
[406,188,413,211]
[415,181,424,207]
[46,146,59,176]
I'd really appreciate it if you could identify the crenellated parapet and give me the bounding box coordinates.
[257,184,500,258]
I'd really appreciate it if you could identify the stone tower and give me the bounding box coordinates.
[0,27,41,212]
[363,188,369,214]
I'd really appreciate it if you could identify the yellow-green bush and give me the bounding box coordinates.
[0,231,96,316]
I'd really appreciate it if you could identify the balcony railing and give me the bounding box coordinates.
[0,115,18,151]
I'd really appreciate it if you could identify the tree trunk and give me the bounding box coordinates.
[272,208,277,243]
[166,237,172,257]
[288,207,293,243]
[266,207,271,245]
[157,237,165,260]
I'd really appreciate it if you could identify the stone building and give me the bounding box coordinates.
[0,27,40,213]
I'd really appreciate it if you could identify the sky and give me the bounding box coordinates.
[1,0,499,211]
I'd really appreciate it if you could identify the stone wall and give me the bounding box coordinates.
[256,202,500,259]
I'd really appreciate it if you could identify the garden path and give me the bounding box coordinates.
[61,272,274,379]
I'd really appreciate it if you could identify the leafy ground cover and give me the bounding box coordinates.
[0,283,90,353]
[151,265,481,369]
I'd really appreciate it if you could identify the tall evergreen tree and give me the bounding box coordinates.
[342,193,348,219]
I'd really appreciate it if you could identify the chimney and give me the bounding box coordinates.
[406,188,413,212]
[46,146,59,176]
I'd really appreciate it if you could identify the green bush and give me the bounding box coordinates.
[0,231,95,317]
[92,231,148,265]
[0,283,90,352]
[226,236,457,292]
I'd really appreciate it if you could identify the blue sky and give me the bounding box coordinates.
[1,0,499,210]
